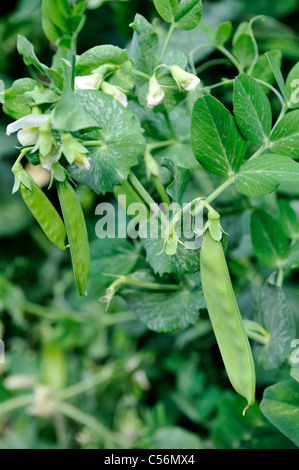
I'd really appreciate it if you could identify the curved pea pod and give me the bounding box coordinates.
[200,229,256,413]
[20,182,66,250]
[56,179,90,296]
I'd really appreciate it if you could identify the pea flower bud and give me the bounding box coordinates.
[74,73,103,90]
[147,75,165,109]
[31,119,54,158]
[170,65,200,91]
[101,81,128,108]
[61,133,90,170]
[17,128,39,146]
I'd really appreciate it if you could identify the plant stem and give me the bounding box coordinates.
[272,103,288,130]
[0,393,34,415]
[100,311,137,325]
[202,79,234,92]
[163,109,176,138]
[168,197,203,235]
[196,58,231,75]
[147,139,176,151]
[246,330,269,345]
[205,177,235,204]
[153,175,171,205]
[104,274,181,292]
[217,45,242,73]
[168,178,234,235]
[243,320,269,345]
[54,401,128,447]
[276,267,284,288]
[160,23,176,62]
[188,43,214,74]
[21,300,84,323]
[71,36,77,91]
[129,173,168,227]
[248,145,267,161]
[54,401,108,436]
[55,362,123,401]
[255,78,286,110]
[133,69,151,81]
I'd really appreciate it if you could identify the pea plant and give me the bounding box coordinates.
[2,0,299,447]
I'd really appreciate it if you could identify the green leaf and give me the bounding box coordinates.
[51,87,100,132]
[278,199,299,240]
[250,209,288,267]
[17,35,49,76]
[191,94,246,177]
[121,271,205,332]
[42,0,72,47]
[284,240,299,269]
[291,363,299,383]
[266,51,287,102]
[252,50,282,94]
[161,158,191,203]
[174,0,202,31]
[153,0,178,23]
[24,87,59,106]
[130,14,159,77]
[2,78,42,119]
[109,60,135,92]
[234,154,299,197]
[215,21,233,46]
[88,238,138,292]
[162,50,188,69]
[17,35,62,91]
[113,180,149,218]
[233,33,255,70]
[140,229,201,277]
[260,379,299,447]
[76,45,128,75]
[154,0,202,30]
[68,90,145,194]
[211,391,287,449]
[286,61,299,109]
[254,282,296,370]
[233,73,272,145]
[158,142,199,170]
[269,110,299,158]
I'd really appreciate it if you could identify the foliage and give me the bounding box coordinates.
[0,0,299,450]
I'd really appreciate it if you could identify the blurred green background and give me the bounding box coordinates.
[0,0,299,449]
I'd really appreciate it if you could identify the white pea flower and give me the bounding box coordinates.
[147,75,165,108]
[101,81,128,108]
[6,114,50,137]
[17,128,39,146]
[6,114,53,154]
[170,65,200,91]
[74,73,103,90]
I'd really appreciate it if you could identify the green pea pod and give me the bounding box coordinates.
[57,179,90,296]
[20,182,66,250]
[200,229,255,413]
